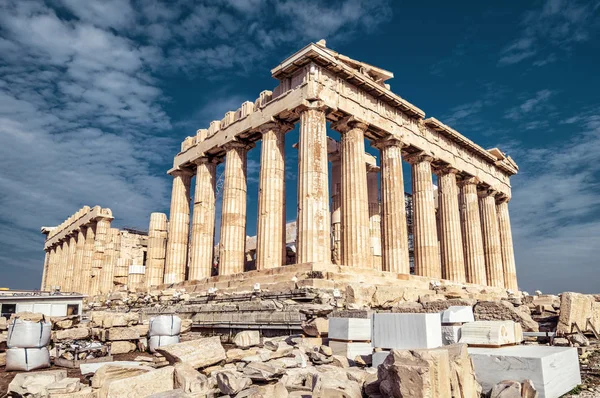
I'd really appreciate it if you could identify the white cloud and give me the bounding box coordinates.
[504,90,554,120]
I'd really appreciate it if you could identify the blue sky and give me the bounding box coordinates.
[1,0,599,293]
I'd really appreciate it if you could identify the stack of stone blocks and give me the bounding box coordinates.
[328,317,373,363]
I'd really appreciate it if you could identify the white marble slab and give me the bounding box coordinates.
[80,361,143,374]
[329,341,373,360]
[328,317,372,341]
[371,350,391,368]
[468,346,581,398]
[459,321,520,346]
[373,313,442,349]
[441,306,474,324]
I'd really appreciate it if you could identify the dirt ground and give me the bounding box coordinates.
[0,352,149,395]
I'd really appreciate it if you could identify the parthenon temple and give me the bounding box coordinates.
[40,41,519,296]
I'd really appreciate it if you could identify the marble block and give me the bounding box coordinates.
[329,341,373,360]
[460,321,522,347]
[373,313,442,349]
[441,325,462,345]
[441,306,474,324]
[468,346,581,398]
[328,318,372,341]
[371,350,390,368]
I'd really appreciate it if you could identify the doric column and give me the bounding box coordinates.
[91,218,111,296]
[256,121,291,270]
[146,213,168,288]
[436,167,466,283]
[334,117,371,268]
[42,248,53,290]
[479,189,504,287]
[100,228,120,294]
[497,196,518,290]
[367,164,382,270]
[219,141,251,275]
[296,106,331,264]
[72,229,86,292]
[59,240,70,289]
[41,250,50,291]
[458,177,487,285]
[407,153,441,278]
[80,225,95,295]
[52,245,63,290]
[164,169,192,284]
[330,154,342,265]
[189,158,218,280]
[376,138,410,274]
[64,235,77,292]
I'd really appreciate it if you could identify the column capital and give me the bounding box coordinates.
[169,168,194,178]
[193,156,221,166]
[330,116,369,134]
[372,134,408,150]
[223,140,255,152]
[457,176,480,187]
[477,187,499,198]
[295,100,328,115]
[405,151,434,165]
[496,193,511,204]
[434,165,461,177]
[257,119,295,135]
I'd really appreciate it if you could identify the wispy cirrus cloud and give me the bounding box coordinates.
[504,89,554,120]
[499,0,600,66]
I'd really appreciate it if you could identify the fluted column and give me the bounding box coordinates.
[164,169,192,284]
[189,158,218,280]
[52,245,64,290]
[334,118,371,268]
[376,138,410,274]
[91,218,111,295]
[40,250,50,291]
[458,177,487,285]
[330,154,342,265]
[407,153,441,278]
[367,165,382,270]
[64,235,77,292]
[100,228,120,293]
[479,189,504,287]
[146,213,168,288]
[296,107,331,264]
[72,229,86,292]
[437,167,466,283]
[219,142,251,275]
[43,248,54,290]
[256,122,291,270]
[497,197,518,290]
[80,225,95,295]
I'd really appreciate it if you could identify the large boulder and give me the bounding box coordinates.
[98,365,175,398]
[174,362,213,395]
[53,327,90,342]
[156,336,226,369]
[216,370,253,395]
[557,292,596,334]
[91,364,154,389]
[474,301,539,332]
[378,348,451,398]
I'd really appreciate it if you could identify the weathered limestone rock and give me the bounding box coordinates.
[234,330,261,348]
[446,344,482,398]
[156,336,226,368]
[46,377,82,395]
[98,365,175,398]
[0,316,7,330]
[301,317,328,337]
[557,292,595,334]
[54,327,90,341]
[243,362,284,381]
[474,301,539,332]
[378,348,451,398]
[312,371,362,398]
[49,386,96,397]
[174,362,212,395]
[105,327,140,341]
[8,369,67,397]
[490,380,521,398]
[92,364,153,388]
[521,379,539,398]
[110,341,137,355]
[236,382,289,398]
[11,312,45,322]
[217,370,253,395]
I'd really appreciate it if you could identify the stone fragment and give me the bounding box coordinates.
[242,362,284,381]
[174,362,212,394]
[331,355,350,368]
[0,352,5,367]
[217,370,253,395]
[446,344,482,398]
[156,336,226,368]
[105,326,140,341]
[474,301,539,332]
[329,341,373,361]
[490,380,521,398]
[441,306,475,323]
[145,390,188,398]
[521,379,538,398]
[378,348,451,398]
[312,370,362,398]
[442,325,462,345]
[91,364,153,388]
[301,317,329,337]
[306,350,333,365]
[0,316,7,330]
[110,341,137,355]
[235,382,289,398]
[49,386,96,397]
[234,330,261,348]
[372,350,390,368]
[8,369,67,397]
[227,348,258,362]
[46,377,81,394]
[459,321,520,347]
[11,312,45,322]
[98,365,175,398]
[328,317,372,341]
[468,346,580,397]
[373,313,442,349]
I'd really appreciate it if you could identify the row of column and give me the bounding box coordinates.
[43,216,116,295]
[163,106,517,290]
